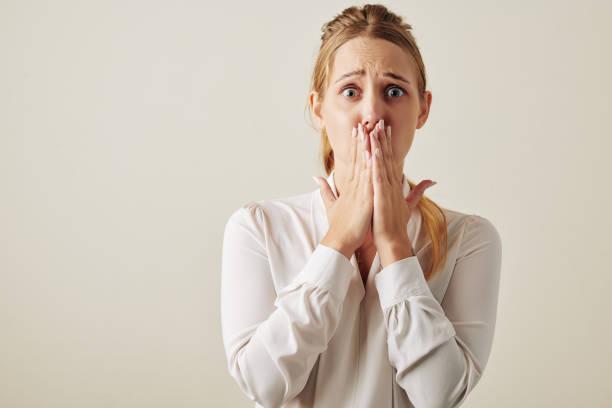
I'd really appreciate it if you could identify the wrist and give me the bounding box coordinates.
[320,233,355,260]
[378,238,414,268]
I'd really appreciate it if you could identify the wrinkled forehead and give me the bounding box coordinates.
[328,37,416,85]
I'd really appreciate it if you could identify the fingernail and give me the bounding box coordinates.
[381,119,385,130]
[312,176,320,186]
[352,127,357,138]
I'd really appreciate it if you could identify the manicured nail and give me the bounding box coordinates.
[312,176,320,186]
[381,119,385,131]
[352,127,357,138]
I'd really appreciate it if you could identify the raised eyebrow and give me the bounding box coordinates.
[334,69,412,86]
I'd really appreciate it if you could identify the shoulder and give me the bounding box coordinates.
[439,207,500,241]
[225,190,317,234]
[442,208,502,264]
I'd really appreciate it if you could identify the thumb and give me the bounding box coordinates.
[313,176,336,210]
[405,180,436,208]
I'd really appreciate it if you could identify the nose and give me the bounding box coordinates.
[360,90,386,136]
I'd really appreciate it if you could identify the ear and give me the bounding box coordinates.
[309,90,324,131]
[416,91,432,129]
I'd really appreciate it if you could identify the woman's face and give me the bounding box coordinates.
[310,36,432,172]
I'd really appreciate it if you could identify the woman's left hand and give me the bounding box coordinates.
[367,119,437,268]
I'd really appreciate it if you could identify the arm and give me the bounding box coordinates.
[374,215,502,408]
[221,204,354,408]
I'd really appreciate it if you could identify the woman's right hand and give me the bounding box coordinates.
[315,123,373,259]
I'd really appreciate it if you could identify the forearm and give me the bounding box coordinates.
[224,243,354,407]
[374,214,502,408]
[382,294,479,408]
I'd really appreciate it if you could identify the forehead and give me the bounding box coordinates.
[330,36,416,83]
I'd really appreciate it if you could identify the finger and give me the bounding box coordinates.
[380,122,400,186]
[373,123,392,186]
[386,124,393,155]
[354,124,360,181]
[385,124,401,185]
[349,126,358,180]
[371,140,384,204]
[404,179,436,208]
[364,144,373,197]
[380,121,391,158]
[358,123,368,175]
[313,176,336,211]
[365,147,372,167]
[358,122,372,192]
[354,123,366,186]
[382,122,400,184]
[370,127,388,188]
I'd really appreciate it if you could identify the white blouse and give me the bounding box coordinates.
[221,169,502,408]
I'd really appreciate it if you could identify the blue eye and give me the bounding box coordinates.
[387,86,405,98]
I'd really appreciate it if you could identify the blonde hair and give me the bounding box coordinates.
[307,4,448,281]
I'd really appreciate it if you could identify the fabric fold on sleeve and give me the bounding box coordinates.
[221,204,355,408]
[279,243,354,301]
[375,256,435,309]
[373,215,502,408]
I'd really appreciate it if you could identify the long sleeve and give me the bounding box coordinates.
[220,204,354,408]
[374,215,502,408]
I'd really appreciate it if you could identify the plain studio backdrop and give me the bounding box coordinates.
[1,0,611,407]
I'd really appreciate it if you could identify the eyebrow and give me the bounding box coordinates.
[333,69,412,85]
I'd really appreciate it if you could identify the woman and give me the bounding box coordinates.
[221,4,502,407]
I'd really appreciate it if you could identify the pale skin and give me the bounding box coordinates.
[309,36,435,280]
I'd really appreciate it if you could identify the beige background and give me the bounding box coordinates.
[1,0,611,407]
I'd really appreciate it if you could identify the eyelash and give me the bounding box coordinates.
[340,85,406,99]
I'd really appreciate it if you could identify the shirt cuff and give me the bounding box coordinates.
[290,243,354,301]
[375,256,434,310]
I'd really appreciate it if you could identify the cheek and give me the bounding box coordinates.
[322,104,360,160]
[327,123,355,151]
[388,129,413,158]
[327,132,355,164]
[331,135,352,161]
